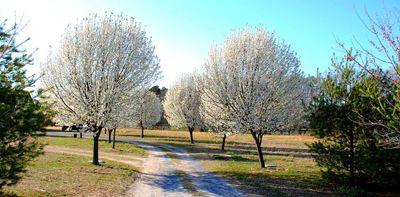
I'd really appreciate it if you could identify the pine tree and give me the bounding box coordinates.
[0,19,52,190]
[309,57,400,188]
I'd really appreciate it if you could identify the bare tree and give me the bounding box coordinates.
[164,73,202,144]
[42,13,160,164]
[202,27,305,168]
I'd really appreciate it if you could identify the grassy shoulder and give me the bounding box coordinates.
[3,135,145,196]
[3,152,138,196]
[40,136,146,157]
[117,128,337,196]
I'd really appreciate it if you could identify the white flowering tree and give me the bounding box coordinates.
[199,75,236,150]
[202,27,305,168]
[164,73,202,144]
[131,89,162,138]
[200,100,236,150]
[104,103,127,149]
[279,75,311,134]
[42,13,160,165]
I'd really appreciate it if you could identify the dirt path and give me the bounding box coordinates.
[46,132,244,197]
[125,141,190,197]
[44,145,143,167]
[154,144,244,197]
[124,140,244,197]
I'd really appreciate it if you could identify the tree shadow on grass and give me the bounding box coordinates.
[211,154,254,162]
[120,133,313,158]
[118,134,185,140]
[162,141,314,161]
[131,135,315,158]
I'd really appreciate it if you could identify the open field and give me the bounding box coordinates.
[44,127,332,195]
[113,128,336,196]
[3,136,142,197]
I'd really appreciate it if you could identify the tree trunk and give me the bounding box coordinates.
[221,133,227,151]
[93,127,102,165]
[188,126,194,144]
[140,120,144,138]
[255,140,266,168]
[251,131,265,168]
[112,128,116,149]
[108,128,112,143]
[349,129,355,186]
[79,131,82,138]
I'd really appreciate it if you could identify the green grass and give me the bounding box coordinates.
[3,152,138,196]
[40,136,146,157]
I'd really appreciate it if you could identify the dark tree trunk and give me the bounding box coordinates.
[188,126,194,144]
[108,128,112,143]
[79,131,82,138]
[251,131,265,168]
[141,121,144,138]
[221,133,227,151]
[112,128,116,149]
[93,127,102,165]
[349,129,355,186]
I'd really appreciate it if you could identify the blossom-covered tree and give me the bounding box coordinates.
[202,27,305,168]
[199,75,236,150]
[164,73,202,144]
[200,100,236,150]
[280,75,312,134]
[42,13,160,165]
[131,89,162,138]
[104,107,124,149]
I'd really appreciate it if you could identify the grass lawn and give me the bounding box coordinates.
[3,152,138,196]
[3,136,145,196]
[116,128,337,196]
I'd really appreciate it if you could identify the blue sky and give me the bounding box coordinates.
[0,0,398,87]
